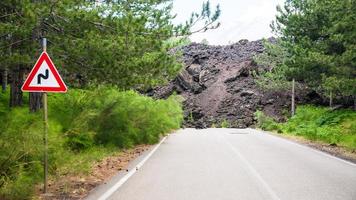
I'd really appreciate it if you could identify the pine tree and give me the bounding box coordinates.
[270,0,355,105]
[0,0,221,111]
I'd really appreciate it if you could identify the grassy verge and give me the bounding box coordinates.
[0,86,183,199]
[255,105,356,151]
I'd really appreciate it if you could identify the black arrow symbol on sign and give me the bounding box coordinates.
[37,69,49,84]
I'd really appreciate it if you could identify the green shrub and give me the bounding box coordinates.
[220,119,230,128]
[65,130,96,151]
[0,86,183,199]
[276,105,355,150]
[0,108,44,199]
[90,89,183,147]
[254,110,280,131]
[0,168,41,200]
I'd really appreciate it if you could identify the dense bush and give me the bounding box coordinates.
[254,110,280,132]
[255,106,356,150]
[0,87,183,199]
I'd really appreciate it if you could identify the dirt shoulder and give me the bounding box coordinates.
[37,144,151,200]
[268,131,356,164]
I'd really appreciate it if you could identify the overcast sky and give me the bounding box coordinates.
[172,0,284,45]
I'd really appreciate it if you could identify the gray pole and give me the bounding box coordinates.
[42,38,49,194]
[291,78,295,116]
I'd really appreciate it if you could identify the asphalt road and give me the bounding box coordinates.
[87,128,356,200]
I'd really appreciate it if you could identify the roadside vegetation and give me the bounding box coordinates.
[255,105,356,151]
[0,0,221,199]
[253,0,355,151]
[210,119,230,128]
[0,87,183,199]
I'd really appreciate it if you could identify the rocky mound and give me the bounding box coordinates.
[149,39,314,128]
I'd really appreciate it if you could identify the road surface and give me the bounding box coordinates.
[87,128,356,200]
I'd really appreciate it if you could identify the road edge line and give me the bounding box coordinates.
[97,136,167,200]
[249,128,356,167]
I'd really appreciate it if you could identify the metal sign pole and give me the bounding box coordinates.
[42,38,48,194]
[291,78,295,116]
[21,37,67,194]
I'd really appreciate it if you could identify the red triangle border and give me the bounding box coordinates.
[21,52,67,93]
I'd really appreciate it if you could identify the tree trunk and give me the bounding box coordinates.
[329,91,333,108]
[2,67,7,93]
[9,67,24,107]
[29,92,43,112]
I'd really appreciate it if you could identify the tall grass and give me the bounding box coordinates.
[0,86,183,199]
[255,105,356,151]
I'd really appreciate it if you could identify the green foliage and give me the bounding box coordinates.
[254,110,280,131]
[65,130,96,152]
[50,87,183,149]
[0,168,41,200]
[253,40,292,91]
[0,0,220,90]
[92,89,183,147]
[0,87,183,199]
[271,0,356,98]
[165,37,192,48]
[0,108,44,199]
[188,111,194,123]
[219,119,230,128]
[1,0,212,198]
[253,40,289,71]
[256,106,356,150]
[211,123,217,128]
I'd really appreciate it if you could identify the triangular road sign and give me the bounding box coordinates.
[22,52,67,93]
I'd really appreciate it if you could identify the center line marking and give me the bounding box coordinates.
[221,135,281,200]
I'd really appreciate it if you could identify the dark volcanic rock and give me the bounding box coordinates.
[150,38,311,128]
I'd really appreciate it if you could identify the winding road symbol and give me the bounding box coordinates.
[37,69,49,84]
[21,52,67,92]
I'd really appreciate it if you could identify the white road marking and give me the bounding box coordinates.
[248,128,356,167]
[221,135,281,200]
[97,137,167,200]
